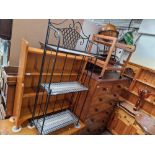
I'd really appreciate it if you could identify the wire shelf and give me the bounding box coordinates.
[33,110,78,135]
[32,20,98,134]
[41,81,88,95]
[46,44,95,57]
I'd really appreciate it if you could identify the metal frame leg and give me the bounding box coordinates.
[40,92,51,135]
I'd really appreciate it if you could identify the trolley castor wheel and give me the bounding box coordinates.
[9,116,15,123]
[27,123,35,129]
[12,126,22,133]
[74,122,81,128]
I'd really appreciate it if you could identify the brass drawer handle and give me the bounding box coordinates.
[87,128,90,132]
[117,84,122,88]
[95,108,99,112]
[109,102,114,105]
[90,118,94,122]
[105,111,109,115]
[102,87,108,92]
[113,94,117,97]
[99,98,103,102]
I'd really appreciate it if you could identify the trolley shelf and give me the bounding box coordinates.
[41,81,88,95]
[33,110,78,135]
[31,20,96,134]
[46,44,95,57]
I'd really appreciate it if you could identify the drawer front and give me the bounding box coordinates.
[80,126,106,135]
[88,102,113,118]
[85,112,108,134]
[112,81,130,96]
[91,94,116,106]
[117,108,135,124]
[112,83,124,94]
[95,84,113,96]
[88,95,115,117]
[85,119,106,133]
[94,81,130,100]
[86,125,106,134]
[86,111,108,125]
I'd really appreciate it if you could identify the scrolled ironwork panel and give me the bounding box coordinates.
[50,19,89,50]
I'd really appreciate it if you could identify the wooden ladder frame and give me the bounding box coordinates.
[89,34,135,78]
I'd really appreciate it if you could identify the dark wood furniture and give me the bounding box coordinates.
[1,66,18,117]
[0,19,13,40]
[78,72,130,134]
[0,20,13,64]
[107,104,145,135]
[108,62,155,135]
[136,113,155,135]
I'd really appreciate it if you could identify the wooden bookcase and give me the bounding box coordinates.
[13,39,84,128]
[121,62,155,111]
[108,62,155,134]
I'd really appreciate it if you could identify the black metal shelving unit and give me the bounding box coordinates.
[31,19,99,135]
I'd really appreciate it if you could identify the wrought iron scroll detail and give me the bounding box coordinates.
[49,19,89,50]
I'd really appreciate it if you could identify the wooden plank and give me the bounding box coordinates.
[25,72,78,76]
[28,47,83,60]
[13,39,29,128]
[115,42,135,53]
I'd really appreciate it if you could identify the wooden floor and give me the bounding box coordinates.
[0,119,85,135]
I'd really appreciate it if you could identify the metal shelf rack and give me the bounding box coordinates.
[33,110,78,135]
[31,19,98,135]
[41,82,88,95]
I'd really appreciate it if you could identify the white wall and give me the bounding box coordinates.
[131,34,155,69]
[9,19,155,69]
[76,20,100,53]
[91,19,155,69]
[10,19,84,66]
[130,19,155,69]
[10,19,48,66]
[139,19,155,35]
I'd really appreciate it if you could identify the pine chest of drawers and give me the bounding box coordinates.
[78,73,130,135]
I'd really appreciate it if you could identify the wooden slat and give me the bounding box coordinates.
[115,42,135,53]
[93,34,117,41]
[13,39,29,128]
[28,47,83,60]
[25,72,78,76]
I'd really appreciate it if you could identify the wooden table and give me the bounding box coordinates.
[135,113,155,135]
[117,101,155,135]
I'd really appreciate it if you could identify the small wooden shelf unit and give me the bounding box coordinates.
[108,62,155,135]
[13,39,84,129]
